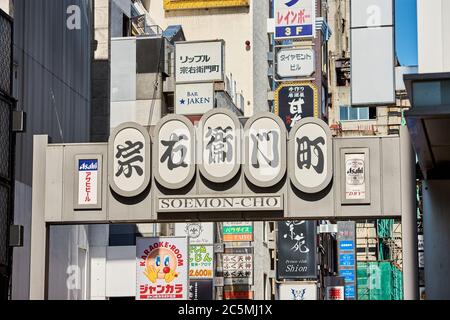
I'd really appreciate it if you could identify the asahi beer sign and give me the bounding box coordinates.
[108,122,151,197]
[175,82,214,115]
[276,48,315,78]
[136,237,188,300]
[275,82,318,130]
[175,40,224,83]
[289,117,333,194]
[278,282,317,300]
[274,0,316,39]
[277,221,317,280]
[244,112,287,188]
[199,109,241,183]
[154,115,195,189]
[345,153,366,200]
[75,156,102,209]
[175,223,214,245]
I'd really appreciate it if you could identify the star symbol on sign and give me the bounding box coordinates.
[180,99,186,105]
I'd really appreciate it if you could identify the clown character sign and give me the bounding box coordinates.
[136,237,189,300]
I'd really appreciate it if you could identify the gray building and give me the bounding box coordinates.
[8,0,91,299]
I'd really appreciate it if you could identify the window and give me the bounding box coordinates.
[339,106,376,121]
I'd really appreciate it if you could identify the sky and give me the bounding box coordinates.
[395,0,418,66]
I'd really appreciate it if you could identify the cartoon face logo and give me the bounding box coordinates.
[144,248,179,284]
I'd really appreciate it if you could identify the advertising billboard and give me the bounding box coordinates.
[223,222,253,242]
[136,237,188,300]
[75,157,101,209]
[189,245,214,279]
[277,221,317,279]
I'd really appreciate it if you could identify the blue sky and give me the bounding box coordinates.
[395,0,418,66]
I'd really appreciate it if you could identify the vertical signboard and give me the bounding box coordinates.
[274,82,318,131]
[341,149,370,204]
[222,253,253,285]
[278,282,318,300]
[136,237,188,300]
[75,156,102,209]
[277,221,317,279]
[175,40,224,83]
[189,280,214,300]
[337,221,357,300]
[189,245,214,279]
[175,222,214,245]
[222,222,253,242]
[274,0,316,39]
[350,0,395,105]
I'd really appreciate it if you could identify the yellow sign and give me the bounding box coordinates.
[164,0,249,11]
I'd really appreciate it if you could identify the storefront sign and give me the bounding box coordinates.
[276,48,315,78]
[325,286,345,300]
[189,280,214,300]
[136,237,188,300]
[274,0,316,39]
[75,156,101,209]
[108,122,151,197]
[154,115,195,189]
[278,282,317,300]
[175,82,214,115]
[275,82,318,130]
[289,117,333,194]
[158,195,283,213]
[222,253,253,285]
[223,222,253,242]
[277,220,317,280]
[189,245,214,279]
[175,40,224,83]
[175,223,214,245]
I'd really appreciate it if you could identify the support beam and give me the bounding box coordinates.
[29,135,48,299]
[400,126,419,300]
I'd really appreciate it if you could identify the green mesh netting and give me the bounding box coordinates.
[357,262,403,300]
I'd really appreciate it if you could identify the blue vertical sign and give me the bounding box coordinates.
[274,0,316,40]
[337,221,357,300]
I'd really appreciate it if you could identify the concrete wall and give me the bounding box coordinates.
[422,180,450,299]
[146,0,269,116]
[11,0,91,299]
[417,0,450,73]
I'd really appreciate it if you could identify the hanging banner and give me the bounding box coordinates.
[274,82,318,131]
[189,280,214,300]
[274,0,316,39]
[222,222,253,242]
[278,282,318,300]
[345,153,366,200]
[175,222,214,245]
[136,237,188,300]
[189,245,214,279]
[277,220,317,280]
